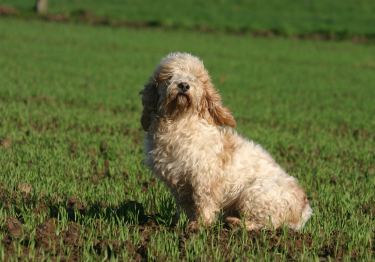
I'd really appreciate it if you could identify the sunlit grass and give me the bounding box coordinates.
[0,18,374,260]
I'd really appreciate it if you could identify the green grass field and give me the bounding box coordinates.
[0,16,375,261]
[2,0,375,36]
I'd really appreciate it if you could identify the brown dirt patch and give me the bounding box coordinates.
[44,14,68,22]
[1,137,13,150]
[361,200,375,216]
[3,216,83,261]
[5,216,26,239]
[141,178,156,192]
[0,5,17,16]
[176,227,313,261]
[368,166,375,175]
[16,181,32,195]
[1,183,373,261]
[1,206,370,261]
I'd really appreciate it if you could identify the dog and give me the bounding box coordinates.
[140,52,312,231]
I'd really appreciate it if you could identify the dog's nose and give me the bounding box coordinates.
[178,82,190,92]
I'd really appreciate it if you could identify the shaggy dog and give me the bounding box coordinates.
[140,52,312,231]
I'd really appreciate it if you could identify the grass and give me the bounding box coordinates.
[0,17,375,261]
[2,0,375,36]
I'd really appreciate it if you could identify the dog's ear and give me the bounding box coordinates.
[139,79,159,131]
[200,84,236,128]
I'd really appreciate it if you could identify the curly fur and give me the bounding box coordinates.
[140,52,313,230]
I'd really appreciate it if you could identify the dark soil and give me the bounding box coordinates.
[2,183,373,261]
[0,5,17,16]
[362,200,375,216]
[1,137,13,150]
[1,214,364,261]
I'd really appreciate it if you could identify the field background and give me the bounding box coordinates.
[1,1,375,261]
[2,0,375,37]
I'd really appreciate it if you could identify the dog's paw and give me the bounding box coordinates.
[187,221,201,232]
[223,216,242,229]
[223,216,259,231]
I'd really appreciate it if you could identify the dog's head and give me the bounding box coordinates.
[140,52,236,131]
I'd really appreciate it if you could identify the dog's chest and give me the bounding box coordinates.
[145,119,222,180]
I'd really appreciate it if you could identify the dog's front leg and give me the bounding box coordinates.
[191,175,224,226]
[170,187,197,221]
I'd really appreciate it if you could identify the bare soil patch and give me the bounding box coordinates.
[0,5,17,16]
[2,183,373,261]
[1,137,13,150]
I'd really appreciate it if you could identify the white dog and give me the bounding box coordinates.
[140,52,312,230]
